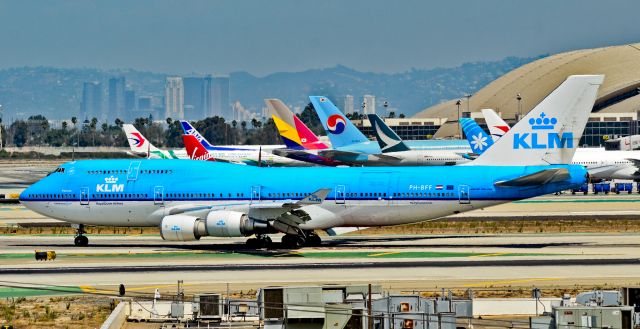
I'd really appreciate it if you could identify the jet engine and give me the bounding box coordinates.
[160,211,268,241]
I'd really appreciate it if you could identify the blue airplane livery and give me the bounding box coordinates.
[19,75,602,248]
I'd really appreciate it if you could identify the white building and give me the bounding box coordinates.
[164,77,184,120]
[363,94,376,115]
[344,94,354,114]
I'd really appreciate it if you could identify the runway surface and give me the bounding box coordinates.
[1,233,639,295]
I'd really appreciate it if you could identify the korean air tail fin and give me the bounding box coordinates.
[265,99,328,150]
[460,118,493,155]
[482,109,511,142]
[367,114,410,153]
[179,121,215,150]
[182,135,215,161]
[122,124,162,156]
[470,75,604,166]
[309,96,370,149]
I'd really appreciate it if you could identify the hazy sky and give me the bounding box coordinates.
[1,0,639,76]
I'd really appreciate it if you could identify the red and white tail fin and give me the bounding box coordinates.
[182,135,215,161]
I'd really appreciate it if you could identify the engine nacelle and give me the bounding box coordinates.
[160,211,268,241]
[205,210,266,237]
[160,215,206,241]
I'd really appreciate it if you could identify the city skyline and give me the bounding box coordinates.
[1,1,639,76]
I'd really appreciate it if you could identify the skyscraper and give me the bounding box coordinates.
[164,77,184,120]
[81,81,103,120]
[363,94,376,115]
[203,75,213,118]
[108,77,126,122]
[125,90,136,120]
[344,94,354,114]
[183,77,204,120]
[212,76,230,119]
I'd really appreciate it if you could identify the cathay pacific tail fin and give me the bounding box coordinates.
[367,114,410,153]
[469,75,604,166]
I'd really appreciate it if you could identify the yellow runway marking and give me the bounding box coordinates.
[462,277,560,287]
[368,251,401,257]
[469,252,507,258]
[80,283,199,294]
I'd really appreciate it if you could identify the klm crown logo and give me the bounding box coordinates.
[105,176,118,184]
[529,112,557,130]
[513,112,573,150]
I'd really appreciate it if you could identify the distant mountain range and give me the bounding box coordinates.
[0,55,544,121]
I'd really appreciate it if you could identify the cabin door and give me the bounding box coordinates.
[154,186,164,205]
[80,187,90,205]
[335,185,346,204]
[459,185,470,204]
[127,161,141,181]
[251,186,261,203]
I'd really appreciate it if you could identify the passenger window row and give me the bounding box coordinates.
[28,193,76,199]
[165,192,244,198]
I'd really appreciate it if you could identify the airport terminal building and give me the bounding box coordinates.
[356,43,640,147]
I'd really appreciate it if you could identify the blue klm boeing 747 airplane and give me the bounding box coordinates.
[19,75,603,248]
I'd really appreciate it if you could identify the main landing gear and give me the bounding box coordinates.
[73,224,89,247]
[245,235,272,248]
[281,231,322,249]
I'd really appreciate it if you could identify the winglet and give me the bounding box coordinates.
[296,188,331,205]
[179,121,215,150]
[470,75,604,166]
[367,114,410,153]
[182,135,215,161]
[122,124,161,156]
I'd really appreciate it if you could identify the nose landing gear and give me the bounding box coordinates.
[73,224,89,247]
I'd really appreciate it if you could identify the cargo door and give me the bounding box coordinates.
[153,186,164,205]
[80,187,90,205]
[127,161,141,181]
[459,185,470,204]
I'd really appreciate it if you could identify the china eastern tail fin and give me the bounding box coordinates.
[309,96,372,149]
[179,121,215,150]
[265,99,328,150]
[367,114,410,153]
[482,109,511,142]
[460,118,493,154]
[470,75,604,166]
[182,135,215,161]
[122,124,162,157]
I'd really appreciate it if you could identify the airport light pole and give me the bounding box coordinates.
[456,99,462,137]
[517,93,522,122]
[465,94,472,114]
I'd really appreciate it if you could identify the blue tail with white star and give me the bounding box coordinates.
[460,118,493,154]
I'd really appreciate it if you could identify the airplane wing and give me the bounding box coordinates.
[495,168,570,187]
[625,158,640,170]
[156,189,332,235]
[272,148,347,166]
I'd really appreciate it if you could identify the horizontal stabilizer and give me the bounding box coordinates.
[495,168,570,187]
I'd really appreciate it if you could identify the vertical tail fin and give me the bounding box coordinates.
[481,109,511,142]
[460,118,493,154]
[182,135,215,161]
[309,96,372,149]
[122,124,162,156]
[367,114,410,153]
[265,99,328,150]
[179,121,215,150]
[470,75,604,166]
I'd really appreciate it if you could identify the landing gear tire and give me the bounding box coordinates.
[74,235,88,247]
[246,235,272,249]
[306,234,322,247]
[281,234,305,249]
